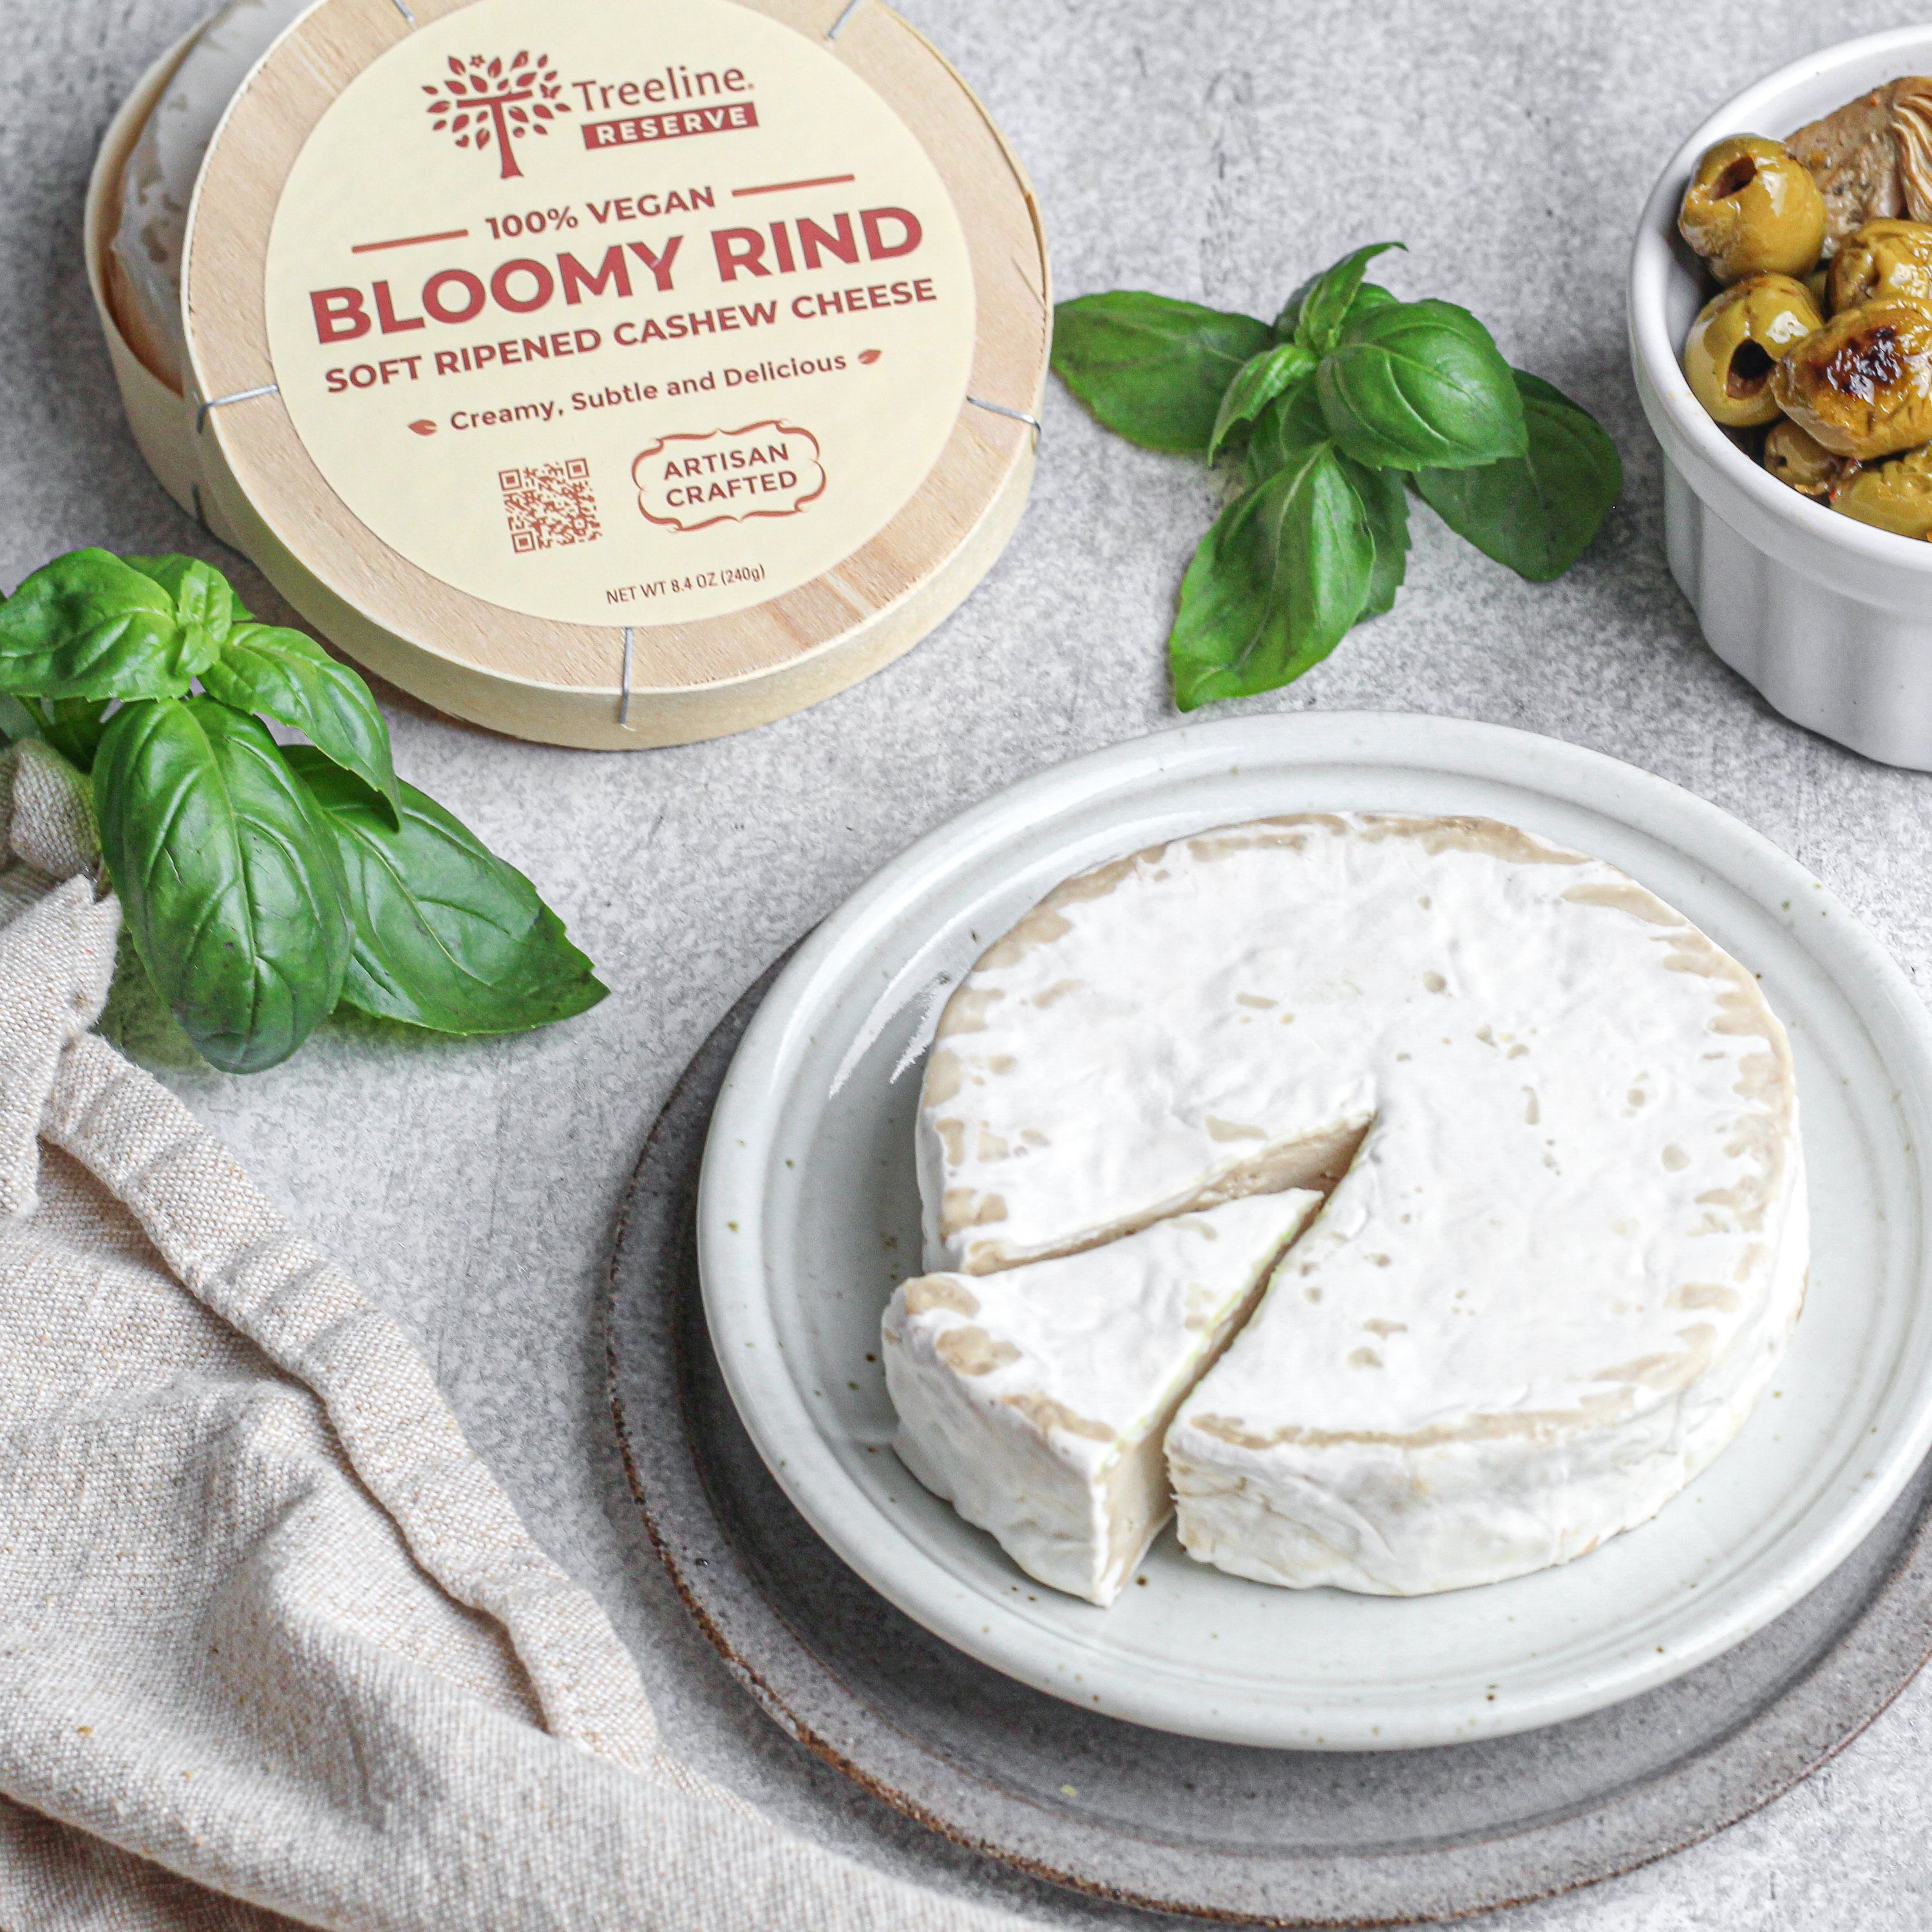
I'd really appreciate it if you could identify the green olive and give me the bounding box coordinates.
[1683,275,1824,427]
[1763,418,1859,497]
[1679,135,1828,282]
[1771,298,1932,457]
[1829,440,1932,535]
[1828,219,1932,310]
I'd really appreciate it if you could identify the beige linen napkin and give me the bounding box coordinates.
[0,741,1029,1931]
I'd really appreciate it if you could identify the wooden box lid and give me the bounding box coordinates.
[166,0,1048,748]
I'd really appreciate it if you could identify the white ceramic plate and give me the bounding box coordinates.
[697,713,1932,1749]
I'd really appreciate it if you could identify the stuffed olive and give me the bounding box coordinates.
[1828,218,1932,309]
[1683,275,1823,426]
[1771,298,1932,457]
[1678,136,1827,282]
[1829,440,1932,535]
[1763,419,1860,497]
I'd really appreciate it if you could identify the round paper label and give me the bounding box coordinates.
[259,0,976,628]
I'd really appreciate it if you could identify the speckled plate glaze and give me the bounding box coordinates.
[687,714,1932,1751]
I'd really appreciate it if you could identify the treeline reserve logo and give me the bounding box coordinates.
[422,52,761,175]
[423,52,573,179]
[634,423,824,531]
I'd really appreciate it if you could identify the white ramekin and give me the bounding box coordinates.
[1630,26,1932,770]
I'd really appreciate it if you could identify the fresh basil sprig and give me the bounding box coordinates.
[0,549,606,1072]
[1050,247,1622,708]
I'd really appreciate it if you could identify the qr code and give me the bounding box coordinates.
[499,459,601,553]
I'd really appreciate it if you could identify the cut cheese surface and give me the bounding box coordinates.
[903,813,1806,1599]
[883,1190,1320,1605]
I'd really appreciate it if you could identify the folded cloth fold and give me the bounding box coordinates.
[0,741,1027,1931]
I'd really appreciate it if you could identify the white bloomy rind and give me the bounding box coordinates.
[883,1191,1320,1605]
[1168,1148,1808,1594]
[909,813,1806,1600]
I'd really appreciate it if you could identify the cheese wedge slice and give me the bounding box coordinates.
[883,1190,1320,1604]
[908,813,1805,1598]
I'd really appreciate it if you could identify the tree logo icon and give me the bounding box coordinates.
[421,52,572,181]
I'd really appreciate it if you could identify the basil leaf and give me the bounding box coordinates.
[1337,453,1411,618]
[1246,383,1407,620]
[122,554,240,668]
[1052,292,1275,455]
[33,697,113,772]
[95,699,351,1074]
[0,549,198,699]
[1279,280,1400,343]
[285,746,607,1037]
[202,625,401,826]
[1245,379,1327,484]
[1411,370,1622,582]
[1280,242,1405,355]
[1170,436,1374,710]
[1208,341,1318,461]
[1317,299,1526,471]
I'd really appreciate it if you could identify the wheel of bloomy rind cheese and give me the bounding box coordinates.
[893,814,1808,1605]
[88,0,1049,749]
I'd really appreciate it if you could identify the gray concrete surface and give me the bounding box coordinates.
[6,0,1931,1923]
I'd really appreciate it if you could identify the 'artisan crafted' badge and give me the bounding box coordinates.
[633,423,825,530]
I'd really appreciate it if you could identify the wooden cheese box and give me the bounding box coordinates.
[87,0,1049,748]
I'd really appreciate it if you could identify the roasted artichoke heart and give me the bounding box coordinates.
[1829,218,1932,309]
[1763,419,1859,497]
[1683,274,1823,427]
[1678,136,1826,281]
[1770,299,1932,457]
[1829,439,1932,535]
[1787,77,1932,255]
